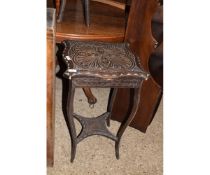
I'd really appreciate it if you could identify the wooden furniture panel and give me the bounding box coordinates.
[149,5,163,88]
[111,0,162,132]
[47,8,56,167]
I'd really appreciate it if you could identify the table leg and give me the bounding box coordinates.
[67,81,77,162]
[115,88,140,159]
[107,88,118,126]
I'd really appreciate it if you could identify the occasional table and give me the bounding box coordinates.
[62,40,149,162]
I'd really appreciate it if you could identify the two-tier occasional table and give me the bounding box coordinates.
[62,40,149,162]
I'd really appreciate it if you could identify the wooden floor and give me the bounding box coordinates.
[47,0,126,43]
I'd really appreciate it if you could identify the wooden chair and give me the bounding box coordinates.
[111,0,162,132]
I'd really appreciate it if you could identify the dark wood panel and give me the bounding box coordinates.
[149,5,163,88]
[111,0,162,132]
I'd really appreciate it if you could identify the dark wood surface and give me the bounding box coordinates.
[149,5,163,88]
[62,40,149,82]
[47,0,126,42]
[47,8,56,167]
[111,0,162,132]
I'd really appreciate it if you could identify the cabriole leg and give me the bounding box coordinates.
[115,88,140,159]
[66,81,77,162]
[107,88,118,126]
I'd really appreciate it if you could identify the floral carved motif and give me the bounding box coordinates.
[62,40,149,81]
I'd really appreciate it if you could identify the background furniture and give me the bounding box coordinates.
[56,0,126,26]
[110,0,162,132]
[47,8,56,167]
[56,0,66,22]
[82,0,127,26]
[49,0,126,42]
[62,40,149,162]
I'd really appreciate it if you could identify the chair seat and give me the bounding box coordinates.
[62,40,149,87]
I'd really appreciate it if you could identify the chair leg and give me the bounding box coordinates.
[67,81,77,162]
[115,88,140,159]
[107,88,118,126]
[55,0,60,18]
[57,0,66,23]
[82,0,90,26]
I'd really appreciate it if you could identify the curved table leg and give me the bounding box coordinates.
[67,81,77,162]
[115,88,140,159]
[56,0,66,23]
[82,87,97,105]
[107,88,118,126]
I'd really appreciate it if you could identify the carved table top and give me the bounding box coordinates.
[62,40,149,87]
